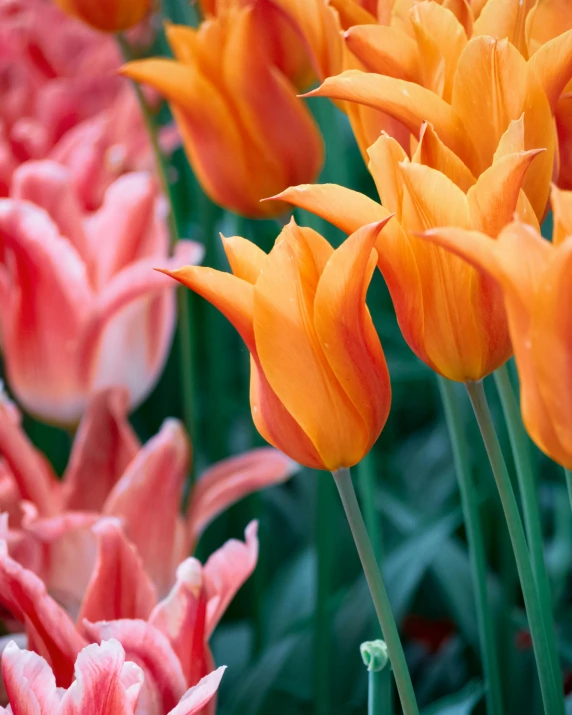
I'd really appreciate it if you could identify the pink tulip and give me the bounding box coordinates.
[0,523,251,713]
[0,638,225,715]
[0,160,203,424]
[0,386,295,607]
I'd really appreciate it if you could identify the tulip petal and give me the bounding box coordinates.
[58,639,144,715]
[452,37,554,218]
[78,519,157,628]
[62,388,140,513]
[314,222,391,450]
[526,0,572,51]
[167,668,226,715]
[367,133,408,217]
[528,29,572,111]
[187,449,296,547]
[149,558,211,688]
[344,25,420,81]
[221,235,267,285]
[103,420,189,597]
[203,521,259,637]
[307,70,475,169]
[270,183,387,234]
[0,397,59,516]
[412,122,476,192]
[54,0,150,32]
[1,640,62,713]
[467,149,543,236]
[0,542,87,687]
[330,0,377,27]
[473,0,535,57]
[83,620,187,714]
[551,184,572,245]
[253,222,368,469]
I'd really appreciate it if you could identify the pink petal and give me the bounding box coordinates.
[83,620,187,713]
[103,420,190,596]
[0,199,93,424]
[59,639,143,715]
[187,448,296,548]
[149,558,211,688]
[0,392,59,516]
[78,519,157,628]
[203,522,259,638]
[62,388,140,513]
[1,640,61,714]
[0,542,87,686]
[79,241,203,413]
[167,668,226,715]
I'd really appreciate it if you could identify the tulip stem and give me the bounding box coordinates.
[332,467,419,715]
[465,380,564,715]
[494,365,560,688]
[437,376,503,715]
[117,34,197,455]
[564,469,572,513]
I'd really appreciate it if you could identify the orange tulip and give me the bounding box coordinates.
[274,117,541,381]
[161,219,392,471]
[54,0,151,31]
[121,8,323,218]
[321,1,572,217]
[421,185,572,469]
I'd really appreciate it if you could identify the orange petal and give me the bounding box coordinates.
[253,222,367,470]
[367,133,408,217]
[329,0,377,27]
[270,183,388,234]
[472,0,535,57]
[551,184,572,245]
[162,266,256,353]
[526,0,572,52]
[54,0,150,32]
[493,115,526,159]
[221,235,267,284]
[452,37,554,218]
[528,28,572,111]
[344,25,420,81]
[314,222,391,452]
[467,149,544,236]
[412,122,476,193]
[306,70,476,168]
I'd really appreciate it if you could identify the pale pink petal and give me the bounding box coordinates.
[83,620,187,714]
[79,241,203,413]
[59,640,143,715]
[187,449,296,548]
[62,388,140,512]
[0,541,87,686]
[78,519,157,628]
[149,558,211,688]
[0,392,59,516]
[103,420,190,596]
[0,199,92,424]
[203,522,259,638]
[167,668,226,715]
[1,640,61,713]
[11,161,90,264]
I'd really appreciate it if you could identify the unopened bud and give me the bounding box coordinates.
[360,640,389,672]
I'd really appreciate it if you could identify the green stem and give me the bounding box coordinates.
[437,376,503,715]
[117,34,197,460]
[564,469,572,512]
[465,381,564,715]
[315,473,335,715]
[332,467,419,715]
[494,365,560,687]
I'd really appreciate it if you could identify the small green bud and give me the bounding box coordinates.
[360,640,389,672]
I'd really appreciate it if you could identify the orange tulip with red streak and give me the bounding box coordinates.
[327,1,572,216]
[121,6,323,219]
[54,0,151,31]
[420,185,572,469]
[161,219,392,471]
[274,117,541,382]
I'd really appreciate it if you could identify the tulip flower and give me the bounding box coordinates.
[162,218,392,471]
[419,184,572,469]
[322,2,572,217]
[54,0,151,32]
[0,522,251,713]
[274,118,541,382]
[0,160,202,424]
[0,386,294,607]
[120,6,324,218]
